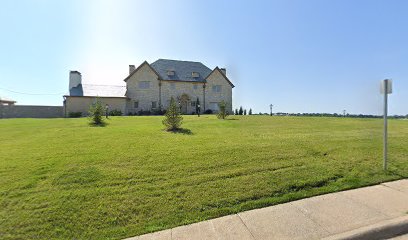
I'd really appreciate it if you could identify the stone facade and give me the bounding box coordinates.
[125,64,161,113]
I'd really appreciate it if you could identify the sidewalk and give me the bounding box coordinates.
[125,179,408,240]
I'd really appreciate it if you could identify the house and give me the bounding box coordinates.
[64,59,234,116]
[0,97,16,105]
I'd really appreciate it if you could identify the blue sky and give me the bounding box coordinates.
[0,0,407,115]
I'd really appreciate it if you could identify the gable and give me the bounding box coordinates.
[206,67,235,88]
[124,61,161,82]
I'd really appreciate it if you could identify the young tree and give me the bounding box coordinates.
[239,106,243,115]
[88,97,105,126]
[162,97,183,131]
[244,109,247,115]
[249,109,252,115]
[235,109,239,115]
[217,101,229,120]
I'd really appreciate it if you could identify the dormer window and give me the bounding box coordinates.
[192,72,199,78]
[167,70,175,76]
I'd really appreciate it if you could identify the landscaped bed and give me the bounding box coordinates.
[0,116,407,239]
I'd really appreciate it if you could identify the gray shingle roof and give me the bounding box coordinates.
[150,59,212,82]
[69,84,126,98]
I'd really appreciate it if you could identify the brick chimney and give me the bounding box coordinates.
[129,65,136,75]
[220,68,226,76]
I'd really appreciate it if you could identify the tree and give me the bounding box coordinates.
[88,97,105,126]
[239,106,243,115]
[249,109,252,115]
[162,97,183,131]
[217,101,229,120]
[244,109,247,115]
[235,109,239,115]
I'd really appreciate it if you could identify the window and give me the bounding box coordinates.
[193,85,198,90]
[139,81,150,89]
[191,101,196,107]
[212,85,222,93]
[192,72,199,78]
[170,83,176,89]
[134,101,139,108]
[152,101,157,109]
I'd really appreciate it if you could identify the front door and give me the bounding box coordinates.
[180,101,188,114]
[178,93,190,114]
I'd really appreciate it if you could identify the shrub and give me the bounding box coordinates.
[138,110,151,116]
[235,109,239,115]
[244,109,247,115]
[88,98,105,126]
[217,101,229,120]
[162,97,183,131]
[204,109,213,114]
[153,109,166,115]
[109,109,122,116]
[68,112,82,118]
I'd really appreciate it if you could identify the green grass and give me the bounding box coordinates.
[0,116,407,239]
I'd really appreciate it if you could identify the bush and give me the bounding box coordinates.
[88,98,105,126]
[109,109,122,116]
[137,110,151,116]
[162,97,183,131]
[204,109,213,114]
[68,112,82,118]
[153,109,166,115]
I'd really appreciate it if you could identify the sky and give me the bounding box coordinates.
[0,0,407,115]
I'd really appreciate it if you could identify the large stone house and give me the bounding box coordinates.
[64,59,234,116]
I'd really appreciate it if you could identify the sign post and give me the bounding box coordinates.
[381,79,392,170]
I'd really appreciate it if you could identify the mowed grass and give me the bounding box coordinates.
[0,116,407,239]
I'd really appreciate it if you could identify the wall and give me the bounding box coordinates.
[65,97,127,116]
[125,63,160,114]
[160,81,205,114]
[0,105,63,118]
[205,69,233,113]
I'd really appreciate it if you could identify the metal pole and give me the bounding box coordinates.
[383,80,388,171]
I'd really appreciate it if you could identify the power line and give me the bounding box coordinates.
[0,86,66,96]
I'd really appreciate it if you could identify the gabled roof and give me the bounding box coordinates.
[69,84,127,98]
[206,67,235,88]
[150,59,212,83]
[0,96,16,103]
[123,59,234,87]
[123,61,161,82]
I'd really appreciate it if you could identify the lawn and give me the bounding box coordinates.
[0,115,407,239]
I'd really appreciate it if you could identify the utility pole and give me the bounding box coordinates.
[270,104,273,116]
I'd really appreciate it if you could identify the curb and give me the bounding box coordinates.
[322,215,408,240]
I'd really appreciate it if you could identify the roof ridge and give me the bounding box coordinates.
[154,58,204,64]
[82,84,126,87]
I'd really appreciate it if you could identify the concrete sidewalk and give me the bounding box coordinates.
[126,179,408,240]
